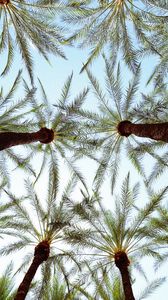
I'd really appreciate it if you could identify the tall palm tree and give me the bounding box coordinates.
[65,174,168,300]
[63,0,167,72]
[0,0,65,83]
[75,57,168,190]
[1,174,80,300]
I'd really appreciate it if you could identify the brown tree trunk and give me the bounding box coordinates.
[14,241,50,300]
[117,120,168,143]
[115,251,135,300]
[118,264,135,300]
[14,256,42,300]
[0,127,54,151]
[0,0,9,4]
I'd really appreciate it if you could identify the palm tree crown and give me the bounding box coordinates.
[0,73,88,186]
[27,74,89,186]
[65,174,168,299]
[63,0,167,71]
[75,57,168,191]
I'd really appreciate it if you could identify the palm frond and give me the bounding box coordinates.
[138,277,166,300]
[0,0,66,81]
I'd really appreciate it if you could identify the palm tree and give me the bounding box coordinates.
[0,0,65,83]
[75,57,168,190]
[65,174,168,300]
[1,174,80,300]
[0,72,88,186]
[63,0,167,72]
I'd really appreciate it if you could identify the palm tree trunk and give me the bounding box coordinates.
[0,127,54,151]
[0,0,9,4]
[14,256,42,300]
[115,251,135,300]
[117,120,168,142]
[14,241,50,300]
[118,264,135,300]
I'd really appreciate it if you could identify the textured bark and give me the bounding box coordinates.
[0,0,9,4]
[115,251,135,300]
[14,241,50,300]
[0,127,54,151]
[117,120,168,143]
[14,256,41,300]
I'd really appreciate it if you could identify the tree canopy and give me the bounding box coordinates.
[0,0,168,299]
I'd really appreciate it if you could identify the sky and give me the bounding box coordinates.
[0,19,168,299]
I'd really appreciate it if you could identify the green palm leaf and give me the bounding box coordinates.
[0,0,66,82]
